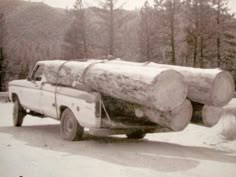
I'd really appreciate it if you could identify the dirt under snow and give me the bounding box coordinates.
[0,103,236,177]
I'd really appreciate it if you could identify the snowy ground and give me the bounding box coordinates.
[0,103,236,177]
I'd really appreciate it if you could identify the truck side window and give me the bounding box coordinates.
[32,65,44,81]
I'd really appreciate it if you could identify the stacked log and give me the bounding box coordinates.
[142,99,193,131]
[104,59,235,127]
[42,60,189,130]
[145,63,234,127]
[191,102,224,127]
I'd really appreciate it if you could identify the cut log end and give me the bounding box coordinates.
[212,71,235,107]
[143,99,192,131]
[202,105,224,127]
[151,70,188,111]
[169,99,193,131]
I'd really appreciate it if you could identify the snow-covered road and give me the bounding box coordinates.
[0,103,236,177]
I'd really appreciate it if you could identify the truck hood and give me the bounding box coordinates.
[9,79,28,86]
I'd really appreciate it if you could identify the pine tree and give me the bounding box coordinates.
[95,0,127,57]
[163,0,180,65]
[63,0,88,59]
[212,0,236,68]
[0,13,6,91]
[107,0,115,56]
[139,0,167,62]
[139,1,152,61]
[184,0,213,67]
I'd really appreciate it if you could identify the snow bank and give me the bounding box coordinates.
[220,114,236,140]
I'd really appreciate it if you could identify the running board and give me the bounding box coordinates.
[89,127,171,136]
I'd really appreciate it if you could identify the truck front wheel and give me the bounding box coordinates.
[60,108,84,141]
[13,98,26,127]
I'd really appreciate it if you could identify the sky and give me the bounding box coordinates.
[29,0,236,13]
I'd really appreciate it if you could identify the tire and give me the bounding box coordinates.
[13,98,26,127]
[60,108,84,141]
[126,130,146,139]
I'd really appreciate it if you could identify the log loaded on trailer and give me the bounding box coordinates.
[8,59,235,141]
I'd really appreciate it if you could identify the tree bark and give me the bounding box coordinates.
[43,60,187,112]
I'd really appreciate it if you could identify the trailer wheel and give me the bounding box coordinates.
[126,130,146,139]
[60,108,84,141]
[13,98,26,127]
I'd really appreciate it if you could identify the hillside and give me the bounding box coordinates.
[0,0,72,80]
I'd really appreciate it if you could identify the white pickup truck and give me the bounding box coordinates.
[9,61,163,141]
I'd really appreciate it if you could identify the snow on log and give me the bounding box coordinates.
[223,98,236,116]
[42,60,187,112]
[191,102,224,127]
[106,59,235,107]
[142,99,193,131]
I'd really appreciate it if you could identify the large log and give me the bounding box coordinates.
[142,99,193,131]
[42,60,187,112]
[106,59,235,107]
[191,102,224,127]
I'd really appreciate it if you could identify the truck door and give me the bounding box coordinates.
[22,64,44,113]
[40,83,57,119]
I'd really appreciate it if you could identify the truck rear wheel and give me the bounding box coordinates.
[60,108,84,141]
[13,98,26,127]
[126,130,146,139]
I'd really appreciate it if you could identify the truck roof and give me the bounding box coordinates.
[37,60,67,66]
